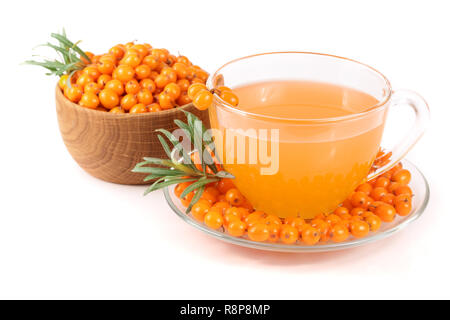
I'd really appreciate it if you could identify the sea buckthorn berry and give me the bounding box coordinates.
[248,223,269,242]
[109,45,125,60]
[76,73,93,88]
[227,220,246,237]
[155,74,170,89]
[374,177,390,189]
[131,44,149,57]
[375,203,397,222]
[158,93,174,110]
[109,107,125,114]
[342,198,353,211]
[142,55,159,69]
[217,178,235,194]
[105,79,124,96]
[191,199,211,222]
[176,56,191,66]
[135,64,151,80]
[83,65,100,80]
[193,89,213,110]
[137,89,154,105]
[225,188,245,206]
[120,94,138,111]
[176,92,191,106]
[350,221,370,238]
[174,181,194,198]
[173,62,189,79]
[365,214,382,232]
[64,85,83,103]
[267,224,281,243]
[351,207,365,216]
[114,64,135,82]
[177,79,190,92]
[287,217,306,231]
[334,206,349,217]
[330,224,349,243]
[220,90,239,107]
[164,83,181,100]
[264,215,282,226]
[387,182,400,193]
[99,53,116,64]
[97,74,112,89]
[58,75,69,90]
[392,169,411,185]
[380,193,395,205]
[200,188,218,204]
[129,103,148,114]
[152,48,169,63]
[218,86,232,93]
[161,67,177,82]
[99,89,119,109]
[125,79,140,95]
[211,201,231,215]
[194,69,209,82]
[245,211,266,227]
[370,187,388,201]
[204,210,224,230]
[326,214,342,226]
[394,185,412,197]
[280,225,299,244]
[356,183,372,195]
[223,212,240,227]
[351,191,370,208]
[79,92,100,109]
[389,162,403,176]
[187,83,207,100]
[368,201,384,213]
[84,82,101,95]
[121,53,142,68]
[301,226,321,245]
[311,219,330,242]
[140,79,156,93]
[147,103,162,112]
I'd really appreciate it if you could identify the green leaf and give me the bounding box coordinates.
[51,32,91,64]
[143,177,199,195]
[180,177,218,199]
[131,166,184,176]
[157,134,172,159]
[215,171,235,179]
[186,185,205,213]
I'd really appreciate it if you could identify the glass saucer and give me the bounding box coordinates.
[163,159,429,252]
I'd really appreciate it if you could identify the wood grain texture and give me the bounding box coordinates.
[55,86,210,185]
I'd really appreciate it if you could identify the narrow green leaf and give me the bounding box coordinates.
[215,171,235,179]
[157,134,172,159]
[51,32,91,64]
[143,177,199,195]
[186,185,205,213]
[131,166,184,175]
[180,177,218,199]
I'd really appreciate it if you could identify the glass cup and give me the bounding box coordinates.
[206,52,429,219]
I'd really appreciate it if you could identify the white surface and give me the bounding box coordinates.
[0,0,448,299]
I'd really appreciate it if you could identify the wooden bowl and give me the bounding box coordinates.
[55,86,210,185]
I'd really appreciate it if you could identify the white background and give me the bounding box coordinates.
[0,0,448,299]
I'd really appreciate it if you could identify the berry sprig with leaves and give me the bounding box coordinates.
[132,110,233,212]
[25,29,91,77]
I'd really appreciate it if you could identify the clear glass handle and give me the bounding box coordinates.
[367,90,430,180]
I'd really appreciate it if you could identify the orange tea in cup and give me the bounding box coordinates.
[207,52,429,219]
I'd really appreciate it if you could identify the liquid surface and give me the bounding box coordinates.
[209,81,386,218]
[234,80,379,119]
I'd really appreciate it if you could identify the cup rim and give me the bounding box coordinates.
[206,51,392,123]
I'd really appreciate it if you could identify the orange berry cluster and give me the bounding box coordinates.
[59,42,209,113]
[188,84,239,111]
[174,162,414,245]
